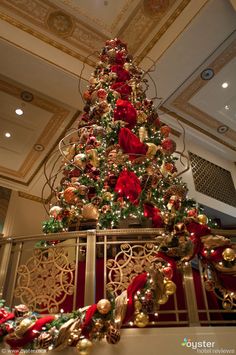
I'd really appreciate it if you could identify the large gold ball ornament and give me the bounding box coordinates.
[15,318,34,338]
[81,204,99,220]
[76,338,93,355]
[222,300,232,310]
[222,248,235,262]
[102,192,113,201]
[134,312,149,328]
[197,214,208,225]
[158,294,169,305]
[164,280,176,295]
[97,299,111,314]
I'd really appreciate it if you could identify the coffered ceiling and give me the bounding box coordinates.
[0,0,235,209]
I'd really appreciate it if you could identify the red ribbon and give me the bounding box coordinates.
[5,315,55,350]
[81,304,98,337]
[123,273,148,324]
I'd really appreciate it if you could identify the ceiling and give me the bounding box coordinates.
[0,0,236,223]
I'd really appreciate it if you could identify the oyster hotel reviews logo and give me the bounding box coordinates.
[181,338,235,353]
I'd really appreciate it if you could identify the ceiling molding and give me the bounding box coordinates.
[18,191,45,204]
[160,106,236,152]
[161,38,236,151]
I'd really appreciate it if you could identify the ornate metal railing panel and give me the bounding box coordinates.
[0,229,235,326]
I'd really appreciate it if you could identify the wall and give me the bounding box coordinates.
[2,190,47,237]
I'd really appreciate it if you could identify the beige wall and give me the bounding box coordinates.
[2,190,47,237]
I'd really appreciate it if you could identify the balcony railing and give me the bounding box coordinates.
[0,228,235,327]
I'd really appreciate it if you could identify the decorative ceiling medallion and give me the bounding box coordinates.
[20,91,34,102]
[200,68,214,81]
[143,0,170,18]
[46,10,75,37]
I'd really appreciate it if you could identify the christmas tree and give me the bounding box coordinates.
[0,38,235,355]
[43,37,199,235]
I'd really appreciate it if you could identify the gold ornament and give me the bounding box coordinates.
[139,126,148,142]
[76,338,93,355]
[146,143,158,158]
[37,332,53,349]
[87,149,99,167]
[222,248,235,262]
[14,304,29,317]
[197,214,208,225]
[81,204,99,220]
[157,294,169,305]
[15,318,34,338]
[134,300,142,312]
[222,300,232,310]
[63,143,76,161]
[164,280,176,295]
[77,185,88,196]
[97,299,112,314]
[102,192,113,201]
[134,312,149,328]
[137,111,147,123]
[106,325,121,344]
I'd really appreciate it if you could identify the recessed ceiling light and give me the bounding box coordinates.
[200,68,214,80]
[15,108,24,116]
[225,105,229,110]
[217,125,229,134]
[5,132,11,138]
[221,82,229,88]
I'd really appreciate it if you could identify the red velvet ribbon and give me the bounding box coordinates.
[187,221,211,257]
[0,312,15,325]
[81,304,98,337]
[123,272,147,324]
[156,252,177,270]
[5,315,55,350]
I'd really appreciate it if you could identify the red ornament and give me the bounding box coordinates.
[160,125,171,137]
[115,170,142,204]
[163,266,173,279]
[83,90,91,101]
[162,138,176,155]
[187,208,198,217]
[97,88,107,100]
[114,99,137,129]
[119,127,148,159]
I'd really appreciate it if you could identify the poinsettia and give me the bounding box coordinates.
[115,170,142,204]
[114,99,137,129]
[111,65,130,82]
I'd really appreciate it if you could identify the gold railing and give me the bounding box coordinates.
[0,229,235,327]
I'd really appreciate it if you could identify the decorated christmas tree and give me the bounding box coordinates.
[43,37,199,235]
[0,38,235,355]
